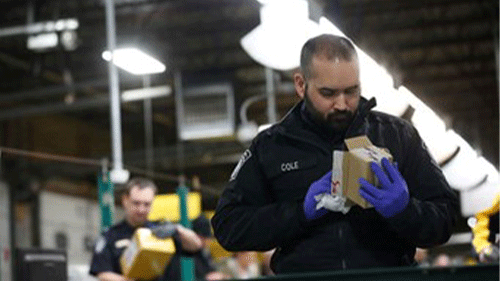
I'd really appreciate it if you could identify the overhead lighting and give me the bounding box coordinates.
[60,30,78,51]
[237,121,259,143]
[441,131,490,190]
[121,85,172,102]
[27,32,58,50]
[54,18,79,31]
[240,0,320,70]
[102,48,166,75]
[23,18,79,34]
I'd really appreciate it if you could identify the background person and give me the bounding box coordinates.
[89,177,202,281]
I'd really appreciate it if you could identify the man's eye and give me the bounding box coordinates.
[345,87,360,95]
[320,90,336,97]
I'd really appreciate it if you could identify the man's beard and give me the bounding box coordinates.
[303,88,355,132]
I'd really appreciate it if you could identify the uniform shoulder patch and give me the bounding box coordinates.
[94,235,107,254]
[230,149,252,181]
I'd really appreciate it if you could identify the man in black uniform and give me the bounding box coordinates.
[211,34,459,274]
[89,177,202,281]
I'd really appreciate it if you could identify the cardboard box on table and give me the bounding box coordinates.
[120,228,176,280]
[332,136,393,208]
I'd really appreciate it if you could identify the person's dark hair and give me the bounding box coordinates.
[123,177,158,195]
[300,34,358,79]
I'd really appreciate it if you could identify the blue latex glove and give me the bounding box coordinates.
[358,158,409,218]
[303,171,332,220]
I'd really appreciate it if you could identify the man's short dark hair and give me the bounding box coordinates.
[300,34,358,79]
[123,177,158,195]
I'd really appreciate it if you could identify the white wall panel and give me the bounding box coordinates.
[0,181,11,281]
[40,191,125,269]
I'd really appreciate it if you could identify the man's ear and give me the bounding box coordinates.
[121,193,129,208]
[293,72,306,99]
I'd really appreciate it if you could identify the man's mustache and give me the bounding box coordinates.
[327,111,353,120]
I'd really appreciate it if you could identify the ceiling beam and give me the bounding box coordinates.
[405,71,496,84]
[398,54,494,68]
[380,33,493,51]
[0,79,108,103]
[332,0,495,17]
[363,14,493,33]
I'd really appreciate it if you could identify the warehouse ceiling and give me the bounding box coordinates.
[0,0,498,198]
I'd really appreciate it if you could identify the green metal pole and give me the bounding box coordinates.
[177,183,194,281]
[98,170,114,232]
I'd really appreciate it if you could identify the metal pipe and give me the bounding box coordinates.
[174,70,185,140]
[0,97,108,120]
[8,182,15,281]
[265,67,277,123]
[143,75,154,175]
[174,71,185,171]
[494,12,499,167]
[0,180,11,281]
[27,0,35,25]
[240,95,265,124]
[0,79,109,103]
[177,182,194,281]
[105,0,124,172]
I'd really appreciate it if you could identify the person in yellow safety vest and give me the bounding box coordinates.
[472,192,499,263]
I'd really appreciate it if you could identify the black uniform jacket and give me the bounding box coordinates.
[161,248,217,281]
[211,97,459,274]
[89,220,159,277]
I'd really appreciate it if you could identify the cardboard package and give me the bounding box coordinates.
[120,227,176,280]
[332,135,393,208]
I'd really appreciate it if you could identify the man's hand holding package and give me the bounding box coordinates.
[358,158,409,218]
[151,223,178,239]
[151,223,203,253]
[303,171,332,220]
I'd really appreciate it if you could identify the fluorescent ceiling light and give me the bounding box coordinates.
[240,0,320,70]
[459,179,500,216]
[441,130,488,190]
[102,48,166,75]
[237,122,259,143]
[318,16,346,37]
[24,18,79,34]
[255,0,282,4]
[477,157,499,183]
[121,85,172,102]
[27,32,58,50]
[55,18,79,31]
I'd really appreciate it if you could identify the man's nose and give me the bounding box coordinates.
[138,204,148,213]
[333,93,348,110]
